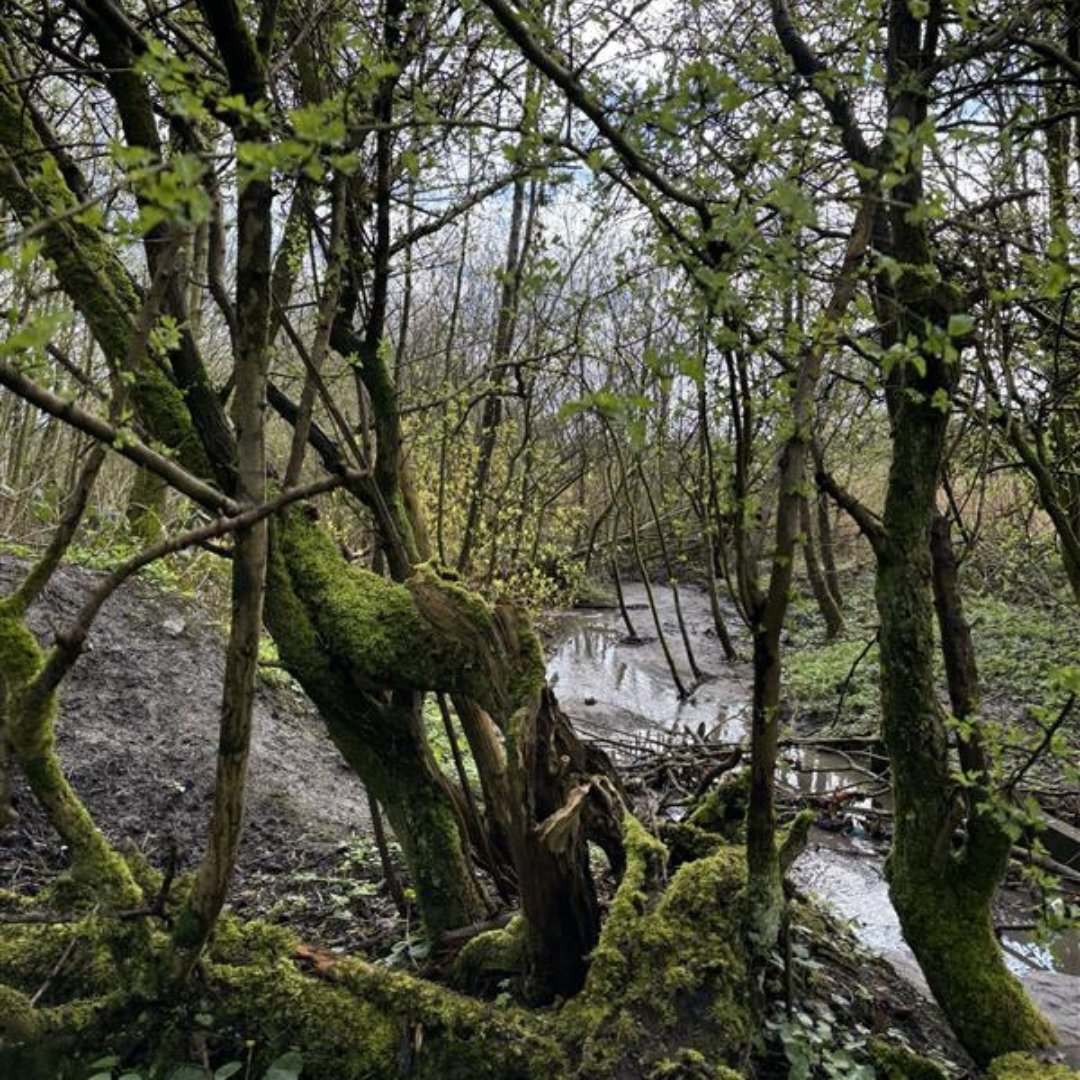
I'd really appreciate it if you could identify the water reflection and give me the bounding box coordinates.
[546,584,1079,982]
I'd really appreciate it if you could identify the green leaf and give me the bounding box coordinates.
[263,1050,304,1080]
[931,384,953,413]
[167,1066,207,1080]
[946,313,974,338]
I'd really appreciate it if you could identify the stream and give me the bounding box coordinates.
[546,582,1080,1044]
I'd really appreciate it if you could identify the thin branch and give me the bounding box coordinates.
[28,472,356,701]
[770,0,873,166]
[478,0,710,218]
[1003,694,1076,793]
[815,465,886,555]
[0,359,235,515]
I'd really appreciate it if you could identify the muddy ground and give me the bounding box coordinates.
[0,556,397,948]
[0,558,1071,1075]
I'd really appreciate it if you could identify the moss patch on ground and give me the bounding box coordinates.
[988,1052,1080,1079]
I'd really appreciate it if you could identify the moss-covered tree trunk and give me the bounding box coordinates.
[0,604,141,908]
[767,0,1057,1058]
[870,4,1056,1052]
[0,33,490,938]
[263,505,624,985]
[876,341,1054,1062]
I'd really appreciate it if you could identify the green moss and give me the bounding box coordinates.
[0,919,118,1001]
[453,915,526,993]
[334,957,565,1079]
[268,509,546,724]
[559,817,751,1078]
[869,1037,949,1080]
[209,959,400,1079]
[0,603,43,688]
[660,821,728,868]
[0,984,40,1044]
[205,912,565,1079]
[0,908,564,1079]
[208,914,299,967]
[988,1053,1080,1079]
[0,608,141,907]
[686,773,749,842]
[263,509,499,935]
[888,855,1056,1064]
[647,1049,744,1078]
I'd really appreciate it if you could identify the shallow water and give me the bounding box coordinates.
[548,583,1080,993]
[546,583,750,745]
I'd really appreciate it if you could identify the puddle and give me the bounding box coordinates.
[548,584,1080,993]
[546,584,750,744]
[791,829,1080,977]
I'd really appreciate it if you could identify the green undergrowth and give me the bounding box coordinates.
[784,578,1080,740]
[0,528,227,603]
[422,695,480,788]
[0,818,978,1080]
[987,1053,1080,1079]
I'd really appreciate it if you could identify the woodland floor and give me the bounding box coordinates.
[1,555,1076,1076]
[0,556,405,956]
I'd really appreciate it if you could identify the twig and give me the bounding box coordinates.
[1003,694,1076,793]
[30,933,79,1007]
[832,630,879,728]
[692,747,743,798]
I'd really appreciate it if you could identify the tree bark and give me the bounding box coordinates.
[800,495,843,640]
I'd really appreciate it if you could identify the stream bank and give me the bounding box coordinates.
[545,581,1080,1055]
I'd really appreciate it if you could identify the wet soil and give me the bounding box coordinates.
[548,582,1080,1064]
[3,557,1076,1073]
[0,556,391,947]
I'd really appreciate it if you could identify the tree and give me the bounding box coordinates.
[0,0,622,1003]
[774,0,1057,1061]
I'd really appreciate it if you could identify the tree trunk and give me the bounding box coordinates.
[875,275,1054,1064]
[877,455,1053,1062]
[174,1,273,970]
[800,495,843,640]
